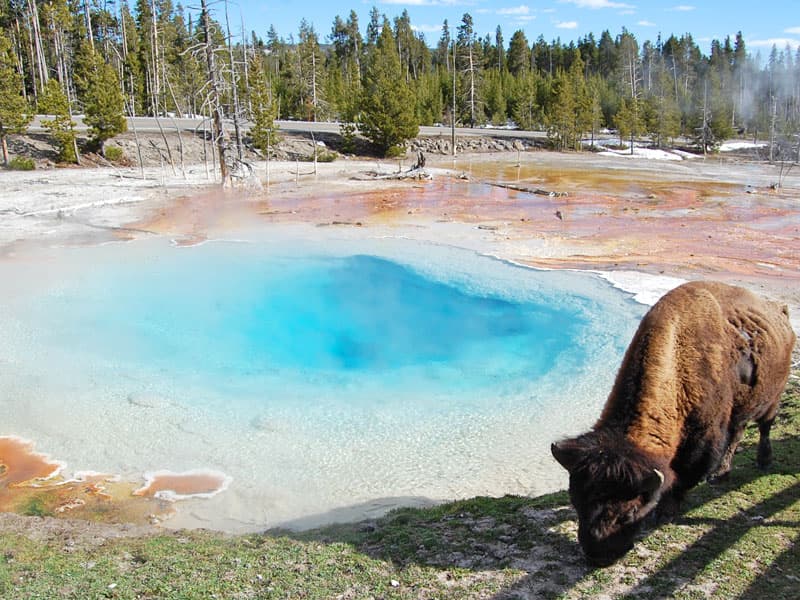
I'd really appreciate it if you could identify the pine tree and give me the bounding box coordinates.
[645,67,680,147]
[365,6,381,48]
[507,30,530,77]
[586,75,605,146]
[38,78,78,163]
[616,28,640,100]
[291,20,327,121]
[358,21,418,156]
[456,13,482,127]
[571,53,592,149]
[547,68,576,150]
[510,70,540,130]
[81,47,128,154]
[0,34,31,166]
[331,10,363,86]
[414,70,444,126]
[329,10,363,124]
[708,68,734,144]
[482,69,506,124]
[248,54,278,156]
[119,0,144,115]
[435,20,451,71]
[615,95,644,153]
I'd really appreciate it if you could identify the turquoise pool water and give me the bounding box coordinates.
[0,232,643,530]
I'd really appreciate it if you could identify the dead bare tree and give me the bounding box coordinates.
[26,0,48,94]
[240,13,251,115]
[127,104,146,179]
[773,135,799,188]
[153,115,176,175]
[199,0,228,183]
[224,0,243,162]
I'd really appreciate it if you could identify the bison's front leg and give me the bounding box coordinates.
[757,417,775,469]
[708,425,747,484]
[756,399,781,469]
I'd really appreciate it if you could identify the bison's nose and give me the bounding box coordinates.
[585,550,619,568]
[583,539,633,567]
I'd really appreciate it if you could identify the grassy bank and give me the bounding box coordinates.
[1,372,798,599]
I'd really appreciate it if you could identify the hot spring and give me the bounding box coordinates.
[0,229,644,531]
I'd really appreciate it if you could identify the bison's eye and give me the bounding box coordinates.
[623,506,639,525]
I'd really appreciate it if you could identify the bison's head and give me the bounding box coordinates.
[551,435,666,567]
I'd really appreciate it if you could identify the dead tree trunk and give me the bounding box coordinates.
[225,0,243,161]
[27,0,47,94]
[200,0,228,183]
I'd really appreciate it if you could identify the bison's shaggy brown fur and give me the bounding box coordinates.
[552,281,796,566]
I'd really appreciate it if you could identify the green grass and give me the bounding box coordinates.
[1,372,798,599]
[103,146,124,162]
[298,149,338,162]
[19,496,52,518]
[6,156,35,170]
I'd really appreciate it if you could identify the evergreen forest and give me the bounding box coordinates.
[1,1,800,159]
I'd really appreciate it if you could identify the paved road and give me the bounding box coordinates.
[28,114,548,140]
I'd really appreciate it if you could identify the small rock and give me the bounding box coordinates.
[390,579,400,587]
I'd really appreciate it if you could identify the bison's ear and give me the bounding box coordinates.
[551,440,582,471]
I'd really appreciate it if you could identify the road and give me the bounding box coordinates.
[28,115,548,140]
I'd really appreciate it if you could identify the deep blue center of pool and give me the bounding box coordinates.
[38,248,584,391]
[232,254,573,371]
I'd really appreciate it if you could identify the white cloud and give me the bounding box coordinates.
[749,37,800,48]
[542,8,556,13]
[638,20,655,26]
[411,24,444,34]
[784,27,800,34]
[497,5,530,15]
[619,9,635,15]
[561,0,633,8]
[513,16,537,23]
[556,20,579,29]
[669,4,695,11]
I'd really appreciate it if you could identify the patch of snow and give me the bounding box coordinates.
[584,137,618,148]
[592,270,686,306]
[584,139,691,161]
[719,141,767,152]
[598,147,686,161]
[670,149,697,159]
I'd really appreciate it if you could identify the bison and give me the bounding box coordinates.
[551,281,796,566]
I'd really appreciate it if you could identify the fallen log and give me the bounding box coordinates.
[350,169,432,181]
[489,182,568,197]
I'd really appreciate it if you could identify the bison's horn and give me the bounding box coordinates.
[642,468,665,493]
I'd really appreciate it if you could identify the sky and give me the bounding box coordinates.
[220,0,800,58]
